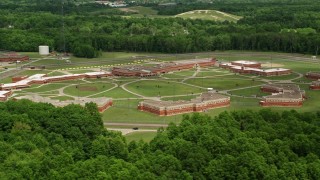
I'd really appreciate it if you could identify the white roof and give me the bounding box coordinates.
[84,72,111,76]
[230,66,290,72]
[0,91,10,97]
[232,60,259,65]
[0,71,111,89]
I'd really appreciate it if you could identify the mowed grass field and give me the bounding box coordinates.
[175,10,242,22]
[125,80,205,97]
[185,78,264,90]
[64,82,115,97]
[125,131,157,142]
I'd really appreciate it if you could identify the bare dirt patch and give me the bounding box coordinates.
[262,63,284,68]
[78,86,98,91]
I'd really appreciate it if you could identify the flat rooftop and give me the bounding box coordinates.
[230,66,290,72]
[306,72,320,76]
[312,80,320,85]
[1,71,110,89]
[142,92,229,108]
[232,60,260,65]
[114,58,215,73]
[262,84,301,92]
[0,91,10,97]
[15,95,112,107]
[264,91,302,100]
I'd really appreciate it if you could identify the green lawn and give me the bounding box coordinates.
[20,52,43,58]
[102,99,183,124]
[91,87,138,99]
[175,10,242,22]
[124,6,158,16]
[161,95,198,101]
[50,96,75,101]
[184,78,264,90]
[174,70,196,77]
[64,82,115,97]
[196,70,231,77]
[229,86,269,97]
[125,131,158,143]
[21,83,67,93]
[125,80,205,97]
[0,77,13,83]
[47,71,67,77]
[27,52,162,69]
[16,70,51,76]
[161,73,185,79]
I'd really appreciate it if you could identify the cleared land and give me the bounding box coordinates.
[125,131,158,142]
[175,10,242,22]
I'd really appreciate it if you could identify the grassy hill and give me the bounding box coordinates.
[119,6,159,17]
[175,10,242,22]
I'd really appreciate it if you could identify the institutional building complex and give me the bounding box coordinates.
[220,61,291,76]
[0,71,111,90]
[260,84,305,107]
[14,95,113,112]
[138,92,230,116]
[112,58,216,77]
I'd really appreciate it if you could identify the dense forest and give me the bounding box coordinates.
[0,100,319,179]
[0,0,320,57]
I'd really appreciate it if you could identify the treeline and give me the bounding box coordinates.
[0,100,319,179]
[0,1,320,57]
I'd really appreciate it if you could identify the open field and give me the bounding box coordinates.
[175,10,242,22]
[185,78,264,90]
[125,80,205,97]
[125,131,158,142]
[64,82,115,97]
[3,51,320,139]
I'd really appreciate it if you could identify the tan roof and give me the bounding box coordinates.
[263,91,302,100]
[141,92,229,108]
[262,84,300,92]
[15,95,112,107]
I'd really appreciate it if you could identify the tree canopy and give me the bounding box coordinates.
[0,0,320,56]
[0,100,319,179]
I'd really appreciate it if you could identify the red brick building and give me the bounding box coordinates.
[231,60,261,68]
[260,84,305,107]
[220,61,291,76]
[0,91,12,101]
[138,92,230,116]
[310,80,320,90]
[305,72,320,80]
[1,72,111,90]
[112,58,216,77]
[0,52,29,62]
[14,95,113,113]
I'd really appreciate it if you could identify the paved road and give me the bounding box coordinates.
[104,122,168,128]
[107,128,157,135]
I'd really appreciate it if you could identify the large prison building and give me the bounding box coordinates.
[112,58,216,77]
[138,92,230,116]
[260,84,305,107]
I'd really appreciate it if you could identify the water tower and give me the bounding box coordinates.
[39,46,49,55]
